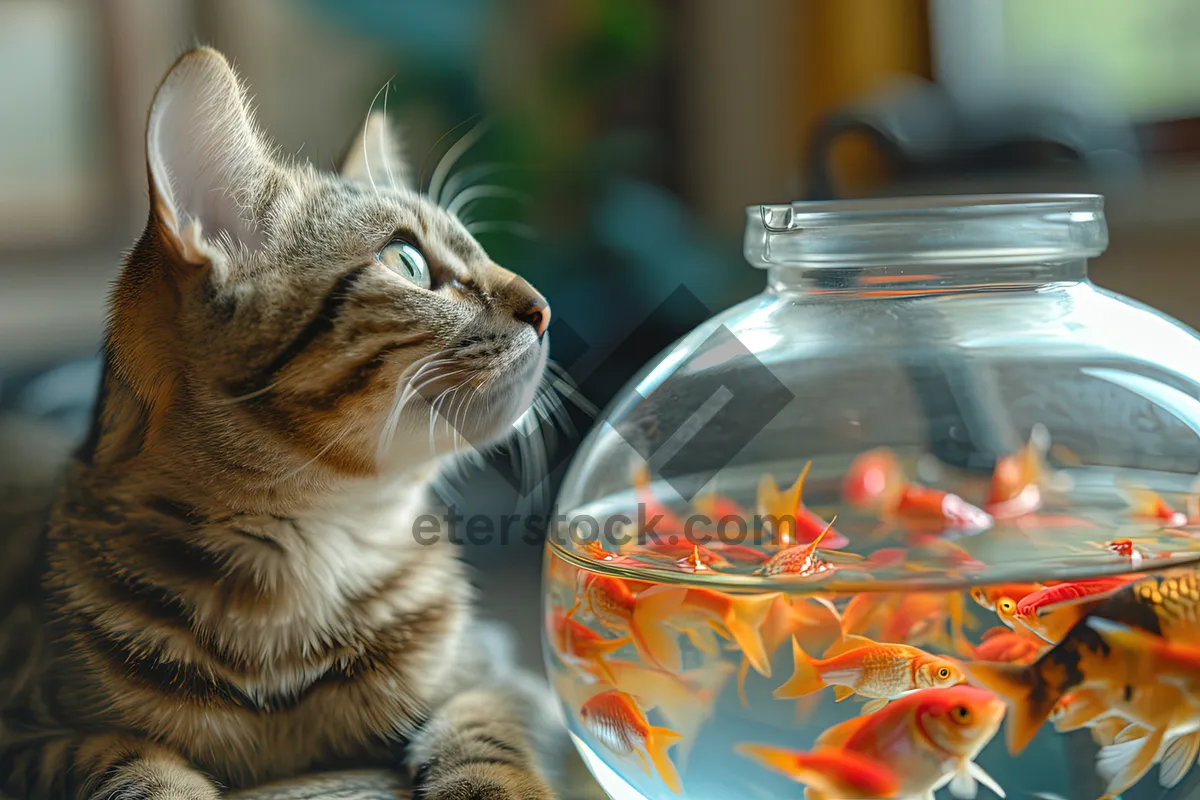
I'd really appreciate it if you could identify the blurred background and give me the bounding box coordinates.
[3,0,1200,667]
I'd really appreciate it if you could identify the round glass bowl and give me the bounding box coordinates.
[542,195,1200,800]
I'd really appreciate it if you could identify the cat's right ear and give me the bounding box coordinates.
[146,47,274,267]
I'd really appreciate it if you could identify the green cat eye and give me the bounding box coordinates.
[378,241,430,289]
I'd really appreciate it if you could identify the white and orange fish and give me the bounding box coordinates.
[775,634,966,714]
[606,659,734,767]
[843,448,993,535]
[986,425,1052,519]
[579,690,684,794]
[655,586,783,678]
[547,607,627,684]
[1125,486,1189,528]
[740,685,1006,800]
[572,573,685,672]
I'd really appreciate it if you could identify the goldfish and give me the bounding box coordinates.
[758,462,851,549]
[606,659,733,767]
[1087,618,1200,790]
[741,686,1006,800]
[733,595,841,706]
[969,583,1043,613]
[985,425,1051,519]
[970,627,1045,664]
[1009,575,1138,644]
[753,518,846,579]
[547,607,627,684]
[1126,486,1189,527]
[840,591,972,655]
[775,633,966,714]
[734,745,901,800]
[966,569,1200,797]
[579,690,684,794]
[618,539,732,569]
[572,573,686,672]
[657,586,782,677]
[843,449,993,534]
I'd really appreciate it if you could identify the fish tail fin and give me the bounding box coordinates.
[630,586,686,674]
[1097,726,1165,798]
[1159,730,1200,788]
[586,638,627,684]
[725,592,779,678]
[774,637,826,699]
[735,743,803,779]
[965,661,1057,755]
[646,726,684,794]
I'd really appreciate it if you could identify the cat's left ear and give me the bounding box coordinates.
[340,111,411,191]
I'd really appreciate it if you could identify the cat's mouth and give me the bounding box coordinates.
[399,335,547,451]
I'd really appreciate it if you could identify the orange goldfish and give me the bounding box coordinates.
[733,595,841,706]
[1087,618,1200,790]
[970,627,1044,664]
[775,634,966,714]
[573,573,685,672]
[985,425,1050,519]
[843,591,973,655]
[548,607,627,684]
[579,690,684,794]
[618,539,732,569]
[734,745,901,799]
[742,686,1006,800]
[657,586,782,677]
[842,449,993,533]
[967,569,1200,797]
[753,519,845,580]
[606,659,733,767]
[758,462,851,549]
[969,583,1043,613]
[1010,576,1138,644]
[1126,486,1188,527]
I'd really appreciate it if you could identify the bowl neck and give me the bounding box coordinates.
[765,257,1089,297]
[745,193,1106,297]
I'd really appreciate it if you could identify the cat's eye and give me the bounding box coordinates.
[378,240,430,289]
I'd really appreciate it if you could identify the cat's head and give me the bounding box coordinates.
[101,48,548,490]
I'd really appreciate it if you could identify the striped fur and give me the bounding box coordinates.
[0,48,565,799]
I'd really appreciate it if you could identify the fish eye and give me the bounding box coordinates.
[998,598,1015,613]
[938,667,952,679]
[952,705,971,722]
[378,240,430,289]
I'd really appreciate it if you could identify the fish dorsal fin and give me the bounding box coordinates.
[823,634,875,659]
[783,461,813,513]
[832,685,856,702]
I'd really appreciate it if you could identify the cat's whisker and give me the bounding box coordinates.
[464,221,537,240]
[360,80,392,194]
[380,80,396,188]
[216,380,285,406]
[428,118,494,205]
[439,162,519,211]
[376,353,447,461]
[445,185,532,218]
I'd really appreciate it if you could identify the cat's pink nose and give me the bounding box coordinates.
[518,298,550,338]
[508,274,550,337]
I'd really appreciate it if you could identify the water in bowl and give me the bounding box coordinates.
[542,449,1200,800]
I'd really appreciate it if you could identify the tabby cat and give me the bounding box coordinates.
[0,47,566,800]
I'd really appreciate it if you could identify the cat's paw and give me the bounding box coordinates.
[91,768,222,800]
[415,762,555,800]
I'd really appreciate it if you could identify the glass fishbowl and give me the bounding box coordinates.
[541,195,1200,800]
